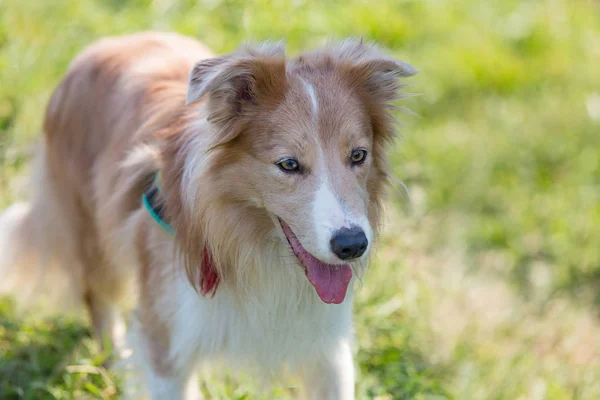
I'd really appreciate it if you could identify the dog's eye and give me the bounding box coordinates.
[350,148,368,165]
[277,158,300,173]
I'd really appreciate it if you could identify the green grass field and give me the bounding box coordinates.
[1,0,599,398]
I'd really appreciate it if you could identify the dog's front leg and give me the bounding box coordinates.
[299,339,355,400]
[145,371,201,400]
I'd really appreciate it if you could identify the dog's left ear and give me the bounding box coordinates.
[355,58,417,103]
[332,39,417,104]
[328,39,417,145]
[186,43,287,132]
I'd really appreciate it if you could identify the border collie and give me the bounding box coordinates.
[0,32,416,399]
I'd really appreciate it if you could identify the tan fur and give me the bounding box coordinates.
[41,32,212,302]
[0,32,416,398]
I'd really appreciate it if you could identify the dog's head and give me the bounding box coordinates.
[168,39,416,303]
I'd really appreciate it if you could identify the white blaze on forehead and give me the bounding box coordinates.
[300,78,318,118]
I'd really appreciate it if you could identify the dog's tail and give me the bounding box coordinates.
[0,146,83,313]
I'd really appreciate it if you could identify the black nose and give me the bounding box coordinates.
[330,226,368,260]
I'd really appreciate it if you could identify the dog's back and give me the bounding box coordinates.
[0,32,211,313]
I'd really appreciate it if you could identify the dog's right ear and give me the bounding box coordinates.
[185,55,234,105]
[186,43,287,135]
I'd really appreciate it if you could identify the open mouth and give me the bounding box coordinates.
[279,218,352,304]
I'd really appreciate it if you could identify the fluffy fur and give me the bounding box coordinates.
[0,32,416,399]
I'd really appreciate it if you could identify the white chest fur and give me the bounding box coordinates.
[166,261,355,374]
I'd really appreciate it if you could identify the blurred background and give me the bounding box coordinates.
[1,0,599,399]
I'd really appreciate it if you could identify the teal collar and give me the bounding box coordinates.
[142,172,175,235]
[142,171,221,297]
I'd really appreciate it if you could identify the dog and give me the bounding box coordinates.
[0,32,416,399]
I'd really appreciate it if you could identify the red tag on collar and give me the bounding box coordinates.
[199,250,220,297]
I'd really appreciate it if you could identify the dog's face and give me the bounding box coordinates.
[183,40,416,303]
[244,76,374,263]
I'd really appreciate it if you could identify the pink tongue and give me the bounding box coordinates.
[304,259,353,304]
[280,219,353,304]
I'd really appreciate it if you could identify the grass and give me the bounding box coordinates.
[0,300,117,399]
[1,0,600,398]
